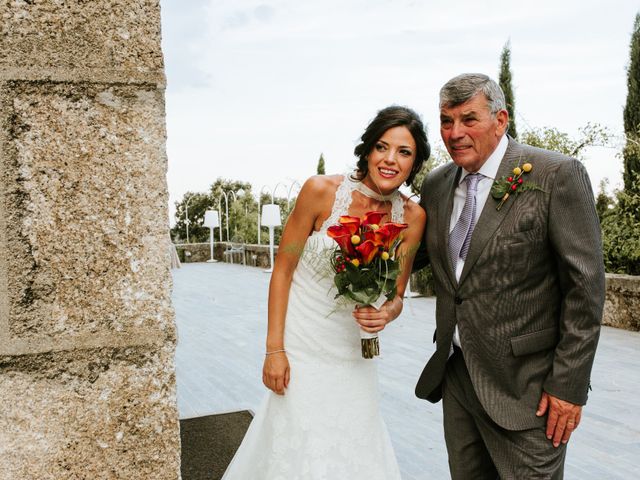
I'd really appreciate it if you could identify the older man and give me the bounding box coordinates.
[414,73,604,479]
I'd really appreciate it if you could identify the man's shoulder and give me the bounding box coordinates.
[425,162,456,184]
[508,139,586,183]
[511,139,577,168]
[420,162,456,201]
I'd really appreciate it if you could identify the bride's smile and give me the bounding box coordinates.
[363,125,417,195]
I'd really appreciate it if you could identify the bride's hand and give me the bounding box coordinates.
[352,296,403,333]
[262,352,290,395]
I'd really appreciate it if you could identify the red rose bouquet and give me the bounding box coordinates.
[327,211,408,358]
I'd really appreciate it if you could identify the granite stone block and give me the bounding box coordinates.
[1,81,174,345]
[0,0,163,79]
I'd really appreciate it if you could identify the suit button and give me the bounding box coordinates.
[454,296,463,305]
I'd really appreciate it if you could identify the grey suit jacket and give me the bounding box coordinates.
[414,137,605,431]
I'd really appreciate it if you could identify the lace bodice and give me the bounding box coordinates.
[318,175,405,233]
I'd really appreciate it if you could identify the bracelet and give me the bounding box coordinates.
[265,349,286,356]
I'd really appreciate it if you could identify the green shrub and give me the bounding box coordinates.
[411,265,436,297]
[601,175,640,275]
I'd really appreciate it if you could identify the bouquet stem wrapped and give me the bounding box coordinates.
[327,211,408,359]
[361,332,380,359]
[358,293,387,358]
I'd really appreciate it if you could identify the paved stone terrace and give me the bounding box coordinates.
[173,262,640,479]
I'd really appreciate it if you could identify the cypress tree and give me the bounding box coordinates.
[499,40,517,139]
[316,153,326,175]
[623,13,640,193]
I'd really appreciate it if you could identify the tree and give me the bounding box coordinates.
[519,123,610,161]
[601,174,640,275]
[623,13,640,193]
[595,179,614,222]
[410,143,450,196]
[172,192,214,243]
[210,178,254,243]
[316,153,326,175]
[499,40,517,139]
[171,177,300,246]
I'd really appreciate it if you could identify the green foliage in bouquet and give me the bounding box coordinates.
[330,246,402,305]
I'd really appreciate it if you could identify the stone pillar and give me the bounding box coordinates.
[0,2,180,478]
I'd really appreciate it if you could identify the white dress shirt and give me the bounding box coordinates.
[450,135,508,350]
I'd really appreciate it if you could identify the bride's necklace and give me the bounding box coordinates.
[354,181,396,202]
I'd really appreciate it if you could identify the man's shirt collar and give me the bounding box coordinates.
[458,134,508,184]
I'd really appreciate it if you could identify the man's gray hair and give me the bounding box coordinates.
[439,73,506,114]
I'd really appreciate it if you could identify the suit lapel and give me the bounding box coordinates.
[458,139,523,286]
[438,163,461,288]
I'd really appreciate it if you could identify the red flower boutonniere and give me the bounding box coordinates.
[491,162,544,210]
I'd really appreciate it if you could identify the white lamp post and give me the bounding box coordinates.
[217,190,239,242]
[287,180,301,209]
[184,194,195,243]
[261,204,281,273]
[258,183,288,245]
[204,210,220,263]
[257,185,272,245]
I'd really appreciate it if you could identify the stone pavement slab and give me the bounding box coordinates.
[172,262,640,479]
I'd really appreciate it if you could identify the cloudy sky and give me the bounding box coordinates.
[160,0,639,224]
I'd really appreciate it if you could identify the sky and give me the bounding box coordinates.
[160,0,639,225]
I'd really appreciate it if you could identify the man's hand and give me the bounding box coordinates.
[536,391,582,447]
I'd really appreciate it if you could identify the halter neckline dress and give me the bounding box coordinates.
[222,176,405,480]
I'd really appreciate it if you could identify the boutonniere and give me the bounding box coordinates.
[491,162,544,211]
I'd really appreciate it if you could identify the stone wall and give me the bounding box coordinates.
[175,246,640,333]
[175,242,276,268]
[603,273,640,331]
[0,2,180,479]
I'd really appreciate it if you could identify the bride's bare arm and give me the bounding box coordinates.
[263,176,336,395]
[353,201,426,333]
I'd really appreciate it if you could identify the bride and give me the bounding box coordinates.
[223,106,429,479]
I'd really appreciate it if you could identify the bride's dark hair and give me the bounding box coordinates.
[353,106,430,187]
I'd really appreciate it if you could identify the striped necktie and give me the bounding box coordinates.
[449,173,483,272]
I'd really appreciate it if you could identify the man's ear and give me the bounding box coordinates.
[495,109,509,135]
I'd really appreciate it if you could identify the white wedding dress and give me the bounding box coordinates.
[222,176,404,480]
